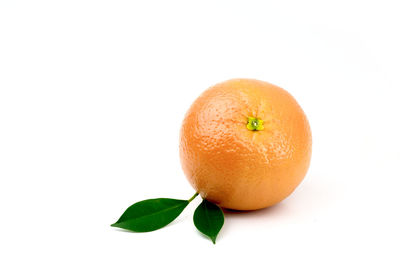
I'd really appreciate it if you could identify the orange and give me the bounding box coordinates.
[179,79,312,210]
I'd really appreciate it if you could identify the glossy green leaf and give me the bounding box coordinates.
[193,198,224,244]
[111,198,189,232]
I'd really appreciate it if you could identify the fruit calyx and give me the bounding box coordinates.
[247,117,264,131]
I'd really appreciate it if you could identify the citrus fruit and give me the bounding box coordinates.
[179,79,312,210]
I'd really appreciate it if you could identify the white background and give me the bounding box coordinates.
[1,1,399,266]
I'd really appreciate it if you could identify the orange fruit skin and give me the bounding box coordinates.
[179,79,312,210]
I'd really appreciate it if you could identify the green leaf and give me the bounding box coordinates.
[193,198,224,244]
[111,198,189,232]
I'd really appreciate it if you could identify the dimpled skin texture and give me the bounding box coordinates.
[180,79,312,210]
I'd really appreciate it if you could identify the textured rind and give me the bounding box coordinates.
[179,79,312,210]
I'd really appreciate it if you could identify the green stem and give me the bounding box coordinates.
[188,192,199,202]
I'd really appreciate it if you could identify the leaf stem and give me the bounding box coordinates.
[188,192,199,203]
